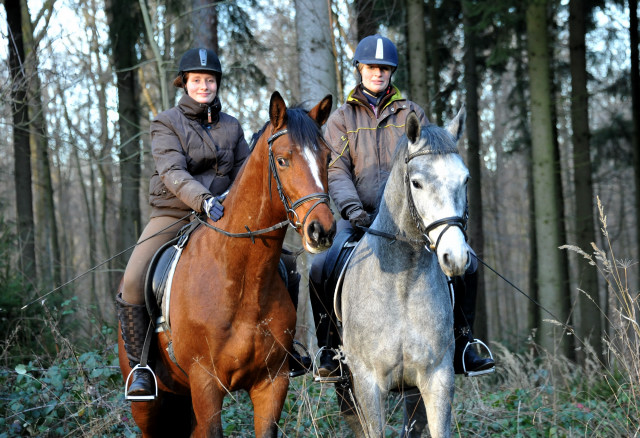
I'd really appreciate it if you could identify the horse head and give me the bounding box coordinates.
[404,108,470,277]
[267,91,336,253]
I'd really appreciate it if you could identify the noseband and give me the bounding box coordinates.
[404,147,468,253]
[267,129,331,230]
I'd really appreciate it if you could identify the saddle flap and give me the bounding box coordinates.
[320,227,361,323]
[144,221,199,331]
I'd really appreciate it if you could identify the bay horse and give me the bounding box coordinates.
[118,91,335,437]
[339,109,468,437]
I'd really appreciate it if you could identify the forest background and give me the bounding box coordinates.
[1,0,639,436]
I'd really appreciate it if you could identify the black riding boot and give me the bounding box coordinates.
[281,253,311,377]
[116,293,155,397]
[452,271,495,375]
[309,275,340,376]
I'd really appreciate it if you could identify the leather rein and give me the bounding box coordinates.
[197,127,330,242]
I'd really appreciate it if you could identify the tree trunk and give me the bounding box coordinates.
[406,0,429,109]
[106,0,143,271]
[630,0,640,296]
[428,0,443,125]
[355,0,377,40]
[462,0,487,341]
[191,0,219,51]
[21,0,62,289]
[295,0,337,103]
[6,0,37,290]
[526,0,570,358]
[569,0,602,362]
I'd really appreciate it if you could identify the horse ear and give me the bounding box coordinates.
[447,105,466,142]
[405,111,421,145]
[308,94,333,126]
[269,91,288,131]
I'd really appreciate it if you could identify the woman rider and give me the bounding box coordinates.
[116,48,250,398]
[309,35,495,377]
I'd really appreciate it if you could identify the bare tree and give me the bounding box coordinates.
[295,0,337,103]
[569,0,602,362]
[20,0,61,289]
[526,0,570,357]
[6,0,37,289]
[406,0,429,109]
[462,0,488,340]
[106,0,144,274]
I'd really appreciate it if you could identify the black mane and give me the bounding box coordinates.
[250,105,325,151]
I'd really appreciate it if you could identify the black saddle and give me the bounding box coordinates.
[320,226,361,311]
[144,221,200,330]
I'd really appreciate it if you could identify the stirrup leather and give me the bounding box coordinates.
[313,347,347,383]
[124,364,158,401]
[462,338,495,377]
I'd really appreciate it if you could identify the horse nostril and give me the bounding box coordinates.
[442,252,451,268]
[307,221,321,243]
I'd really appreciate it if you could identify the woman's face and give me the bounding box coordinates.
[185,72,217,104]
[360,64,392,94]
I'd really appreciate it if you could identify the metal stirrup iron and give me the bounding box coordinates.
[312,347,348,383]
[462,339,496,377]
[124,322,159,401]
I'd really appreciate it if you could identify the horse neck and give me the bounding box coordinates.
[210,135,288,255]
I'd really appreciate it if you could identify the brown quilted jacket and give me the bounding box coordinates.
[148,94,250,218]
[325,85,428,219]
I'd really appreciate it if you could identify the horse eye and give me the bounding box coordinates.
[411,180,422,190]
[277,157,289,167]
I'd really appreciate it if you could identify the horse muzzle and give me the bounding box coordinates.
[303,217,336,254]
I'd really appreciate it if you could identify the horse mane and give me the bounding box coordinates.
[249,105,327,152]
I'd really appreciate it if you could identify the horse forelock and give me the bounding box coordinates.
[250,107,327,155]
[286,106,326,154]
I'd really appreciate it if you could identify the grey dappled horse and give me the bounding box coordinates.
[340,108,469,437]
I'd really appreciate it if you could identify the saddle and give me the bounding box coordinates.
[320,226,361,323]
[144,220,200,334]
[144,219,298,333]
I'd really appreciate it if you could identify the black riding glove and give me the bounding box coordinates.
[348,208,371,229]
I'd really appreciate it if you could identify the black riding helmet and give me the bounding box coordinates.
[177,48,222,88]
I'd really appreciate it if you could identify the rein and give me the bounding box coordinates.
[198,127,331,243]
[404,146,468,253]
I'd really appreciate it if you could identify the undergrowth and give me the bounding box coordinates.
[1,199,637,437]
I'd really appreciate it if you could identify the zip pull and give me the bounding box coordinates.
[207,106,212,124]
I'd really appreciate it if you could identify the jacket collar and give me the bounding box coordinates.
[347,84,404,112]
[178,94,222,125]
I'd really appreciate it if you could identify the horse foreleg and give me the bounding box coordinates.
[189,370,224,438]
[418,367,454,438]
[130,398,163,438]
[248,374,289,438]
[350,370,386,437]
[401,388,428,438]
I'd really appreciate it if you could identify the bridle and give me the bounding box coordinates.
[267,128,331,230]
[404,146,468,253]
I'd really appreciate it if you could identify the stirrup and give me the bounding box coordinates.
[462,339,495,377]
[313,347,347,383]
[124,364,158,401]
[289,340,312,378]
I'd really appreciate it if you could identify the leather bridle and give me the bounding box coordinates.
[404,147,468,253]
[267,128,331,230]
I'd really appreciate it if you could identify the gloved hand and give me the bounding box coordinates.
[203,196,224,222]
[348,208,371,229]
